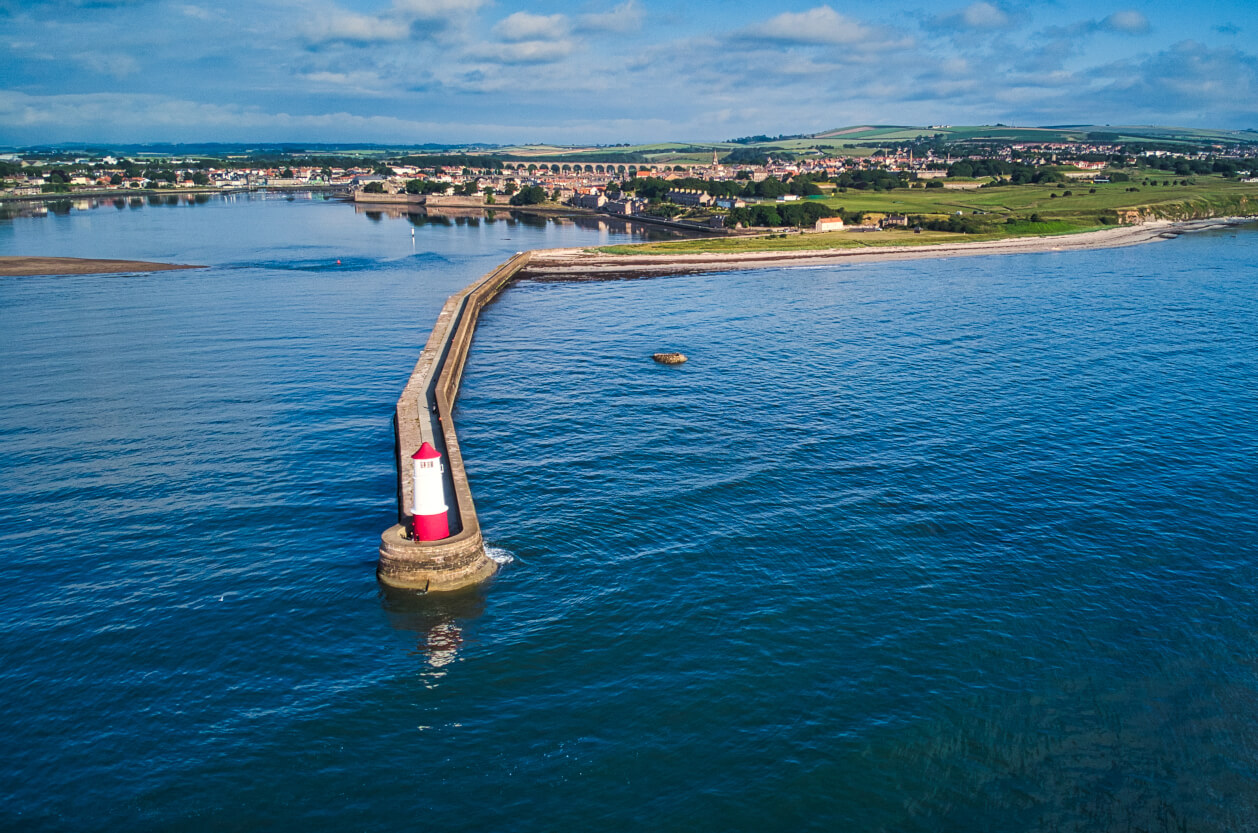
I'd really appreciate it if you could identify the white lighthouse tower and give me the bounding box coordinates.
[411,442,450,541]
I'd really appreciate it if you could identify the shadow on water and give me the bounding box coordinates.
[378,583,487,668]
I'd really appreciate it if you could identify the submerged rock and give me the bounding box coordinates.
[652,352,687,365]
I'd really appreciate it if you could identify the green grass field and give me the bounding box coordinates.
[818,176,1258,222]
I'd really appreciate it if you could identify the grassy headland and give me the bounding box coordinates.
[597,176,1258,255]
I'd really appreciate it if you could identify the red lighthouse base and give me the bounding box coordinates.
[412,511,450,542]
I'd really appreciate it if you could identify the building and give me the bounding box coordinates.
[668,188,712,206]
[814,217,846,232]
[572,193,606,210]
[605,198,646,215]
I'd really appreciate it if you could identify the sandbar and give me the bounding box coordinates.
[0,256,203,277]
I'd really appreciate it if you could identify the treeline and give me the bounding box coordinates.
[946,160,1075,184]
[726,201,839,228]
[833,169,908,190]
[720,147,796,165]
[618,174,826,200]
[725,133,808,145]
[1144,157,1257,176]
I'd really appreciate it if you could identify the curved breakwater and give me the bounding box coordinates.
[378,252,534,590]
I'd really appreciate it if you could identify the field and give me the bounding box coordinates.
[596,176,1258,255]
[493,124,1258,165]
[817,176,1258,218]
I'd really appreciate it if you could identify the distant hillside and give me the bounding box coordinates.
[809,124,1258,147]
[494,124,1258,166]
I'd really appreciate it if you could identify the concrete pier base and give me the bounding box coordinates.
[378,525,497,592]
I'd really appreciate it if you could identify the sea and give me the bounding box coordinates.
[1,192,1255,832]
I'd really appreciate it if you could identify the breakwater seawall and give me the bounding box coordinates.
[377,251,533,591]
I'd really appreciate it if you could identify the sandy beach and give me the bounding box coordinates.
[0,256,203,277]
[521,218,1254,280]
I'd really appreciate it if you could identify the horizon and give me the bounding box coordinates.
[2,1,1257,145]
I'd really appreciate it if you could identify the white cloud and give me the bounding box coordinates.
[297,69,391,95]
[492,11,569,43]
[301,9,402,45]
[576,0,643,34]
[749,6,872,45]
[469,38,576,64]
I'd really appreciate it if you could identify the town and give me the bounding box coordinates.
[3,130,1256,235]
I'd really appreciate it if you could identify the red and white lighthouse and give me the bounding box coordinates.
[410,442,450,541]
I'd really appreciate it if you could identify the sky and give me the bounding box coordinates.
[1,0,1256,146]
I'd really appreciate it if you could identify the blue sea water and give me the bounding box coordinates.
[1,195,1256,831]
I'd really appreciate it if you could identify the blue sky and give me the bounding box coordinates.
[1,0,1256,145]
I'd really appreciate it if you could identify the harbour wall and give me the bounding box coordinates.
[353,192,489,208]
[378,251,533,591]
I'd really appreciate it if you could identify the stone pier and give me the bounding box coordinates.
[378,252,533,591]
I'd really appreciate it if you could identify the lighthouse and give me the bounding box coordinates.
[411,442,450,541]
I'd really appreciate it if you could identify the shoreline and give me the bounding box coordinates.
[520,217,1256,280]
[0,256,203,277]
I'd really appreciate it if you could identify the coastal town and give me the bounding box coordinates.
[3,132,1256,234]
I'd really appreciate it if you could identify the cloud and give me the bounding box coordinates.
[745,6,872,45]
[933,2,1013,31]
[296,69,391,95]
[467,38,576,65]
[576,0,643,34]
[177,4,215,20]
[301,9,401,45]
[301,0,486,47]
[0,89,538,143]
[1214,23,1240,36]
[1089,40,1256,106]
[76,50,140,78]
[492,11,569,43]
[1042,10,1151,41]
[1100,10,1150,35]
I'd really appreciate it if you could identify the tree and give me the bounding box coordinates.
[109,174,123,186]
[363,181,385,193]
[192,172,210,186]
[509,185,547,206]
[755,177,788,198]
